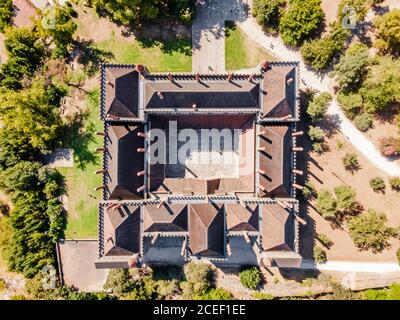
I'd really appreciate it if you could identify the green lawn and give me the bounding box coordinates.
[97,36,192,72]
[62,90,103,239]
[225,21,276,71]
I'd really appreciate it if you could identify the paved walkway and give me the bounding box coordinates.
[192,0,248,73]
[301,260,400,273]
[236,9,400,176]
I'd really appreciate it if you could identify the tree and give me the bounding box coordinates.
[252,0,285,33]
[337,0,368,23]
[334,43,369,92]
[316,190,337,219]
[308,125,326,153]
[316,233,333,248]
[389,177,400,191]
[353,113,373,132]
[0,27,44,88]
[91,0,196,25]
[0,0,13,32]
[334,185,358,213]
[0,161,42,195]
[104,269,135,295]
[0,78,63,154]
[348,209,397,252]
[36,5,77,58]
[307,92,332,122]
[337,91,362,119]
[301,23,349,71]
[373,10,400,55]
[183,261,211,296]
[194,288,233,300]
[279,0,325,46]
[342,153,359,172]
[369,177,385,193]
[239,267,262,290]
[313,246,327,263]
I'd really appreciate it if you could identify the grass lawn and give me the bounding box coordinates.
[62,90,103,239]
[225,21,276,71]
[97,35,192,72]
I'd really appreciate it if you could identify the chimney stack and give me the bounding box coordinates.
[261,60,269,70]
[157,91,164,99]
[137,170,145,176]
[281,114,292,121]
[257,147,266,152]
[168,73,173,82]
[157,201,165,209]
[137,132,146,138]
[293,183,303,190]
[257,130,266,136]
[248,74,254,82]
[106,81,114,88]
[137,185,145,193]
[292,169,303,175]
[192,103,198,111]
[292,147,304,152]
[137,148,146,153]
[287,77,294,85]
[135,64,145,73]
[226,241,232,256]
[151,233,160,245]
[257,169,265,175]
[195,73,200,82]
[227,72,233,82]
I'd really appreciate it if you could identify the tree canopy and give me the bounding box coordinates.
[279,0,325,46]
[252,0,285,33]
[373,9,400,55]
[0,0,13,32]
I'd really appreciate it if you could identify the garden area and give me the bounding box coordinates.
[225,21,276,70]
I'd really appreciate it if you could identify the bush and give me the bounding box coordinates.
[239,267,262,290]
[316,233,333,248]
[342,153,359,172]
[279,0,325,46]
[0,0,13,32]
[194,288,233,300]
[353,113,373,132]
[302,181,317,200]
[0,278,6,291]
[307,92,332,122]
[337,91,363,119]
[330,282,361,300]
[252,0,285,33]
[183,262,211,295]
[313,246,327,263]
[104,269,135,295]
[156,280,180,299]
[348,209,397,252]
[252,292,274,300]
[11,295,26,300]
[308,126,325,142]
[369,177,385,192]
[316,190,337,219]
[334,185,358,213]
[389,177,400,191]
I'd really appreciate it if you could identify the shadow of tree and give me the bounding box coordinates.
[62,110,99,170]
[74,39,114,76]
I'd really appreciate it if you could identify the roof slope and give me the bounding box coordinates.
[261,203,294,251]
[143,204,188,232]
[105,124,145,200]
[226,204,259,232]
[258,125,292,197]
[261,65,296,118]
[189,203,224,257]
[144,80,260,109]
[102,66,139,118]
[103,205,141,256]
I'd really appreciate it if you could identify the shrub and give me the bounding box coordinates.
[239,267,262,290]
[316,190,337,219]
[330,282,361,300]
[313,246,327,264]
[316,233,333,248]
[156,280,180,299]
[183,262,211,295]
[308,126,325,142]
[342,153,359,172]
[0,278,6,291]
[389,177,400,191]
[104,269,135,295]
[11,295,26,300]
[307,92,332,122]
[369,177,385,192]
[337,0,368,23]
[334,185,358,213]
[279,0,325,46]
[252,292,274,300]
[194,288,233,300]
[302,181,317,200]
[252,0,285,33]
[348,209,397,252]
[0,0,13,32]
[353,113,373,132]
[337,91,363,119]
